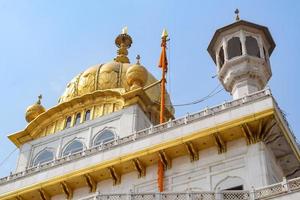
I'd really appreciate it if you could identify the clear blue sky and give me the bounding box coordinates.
[0,0,299,177]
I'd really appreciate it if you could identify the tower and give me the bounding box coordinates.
[208,11,276,99]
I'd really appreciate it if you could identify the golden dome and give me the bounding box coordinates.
[58,61,173,113]
[126,55,148,90]
[25,95,46,123]
[58,29,174,121]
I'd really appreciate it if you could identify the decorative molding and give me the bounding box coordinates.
[38,188,50,200]
[15,196,24,200]
[60,181,73,200]
[132,158,146,178]
[185,142,199,162]
[108,166,121,185]
[0,107,280,200]
[213,133,226,154]
[158,150,171,170]
[84,174,97,193]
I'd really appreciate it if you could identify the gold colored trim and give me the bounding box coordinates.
[108,167,121,185]
[9,88,173,147]
[185,142,199,162]
[84,174,97,193]
[0,109,277,199]
[60,181,73,200]
[241,125,251,145]
[39,188,50,200]
[158,150,171,170]
[132,158,146,178]
[213,133,226,154]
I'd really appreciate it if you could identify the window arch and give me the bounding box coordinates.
[84,110,91,121]
[246,36,260,57]
[214,176,244,191]
[227,37,242,59]
[93,129,115,146]
[75,113,81,125]
[62,140,84,156]
[65,116,72,129]
[33,149,54,166]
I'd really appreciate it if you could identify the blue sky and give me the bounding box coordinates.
[0,1,299,177]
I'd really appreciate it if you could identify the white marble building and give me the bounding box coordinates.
[1,14,300,200]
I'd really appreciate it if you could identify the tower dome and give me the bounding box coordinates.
[25,95,46,123]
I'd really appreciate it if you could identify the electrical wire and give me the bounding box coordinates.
[172,86,224,107]
[0,148,18,168]
[156,84,224,107]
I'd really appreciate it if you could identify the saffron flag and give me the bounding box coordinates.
[157,160,164,192]
[158,41,168,72]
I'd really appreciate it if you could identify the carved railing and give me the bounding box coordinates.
[79,177,300,200]
[0,88,278,184]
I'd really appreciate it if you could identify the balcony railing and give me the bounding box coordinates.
[80,177,300,200]
[0,88,285,185]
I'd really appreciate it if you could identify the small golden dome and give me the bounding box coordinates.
[126,55,148,90]
[25,95,46,123]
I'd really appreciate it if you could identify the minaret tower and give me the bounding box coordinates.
[208,9,276,99]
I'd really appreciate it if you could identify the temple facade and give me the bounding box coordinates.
[1,14,300,200]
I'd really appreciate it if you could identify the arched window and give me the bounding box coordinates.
[94,130,115,146]
[65,116,72,129]
[227,37,242,59]
[214,176,244,191]
[246,36,260,57]
[62,140,84,156]
[218,46,225,68]
[75,113,81,125]
[33,149,54,166]
[84,110,91,121]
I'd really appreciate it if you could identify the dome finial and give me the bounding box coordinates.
[235,9,240,21]
[114,26,132,63]
[122,26,128,34]
[136,54,141,64]
[37,94,42,104]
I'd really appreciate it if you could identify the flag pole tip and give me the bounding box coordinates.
[161,29,168,38]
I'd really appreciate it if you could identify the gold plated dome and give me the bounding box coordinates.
[58,61,173,112]
[25,95,46,123]
[126,55,148,90]
[59,28,174,116]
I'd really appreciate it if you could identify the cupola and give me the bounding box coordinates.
[25,95,46,123]
[207,9,276,99]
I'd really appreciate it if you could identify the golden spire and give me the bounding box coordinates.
[235,9,240,21]
[114,26,132,63]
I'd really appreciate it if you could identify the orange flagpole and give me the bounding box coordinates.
[157,29,168,192]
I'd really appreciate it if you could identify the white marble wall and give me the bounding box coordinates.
[50,139,284,200]
[15,104,151,172]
